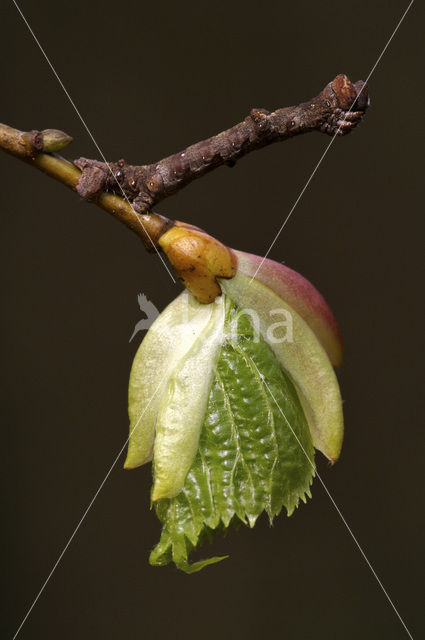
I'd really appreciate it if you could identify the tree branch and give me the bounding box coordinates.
[74,74,369,214]
[0,73,369,263]
[0,122,172,251]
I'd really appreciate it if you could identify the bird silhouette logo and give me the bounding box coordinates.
[129,293,160,342]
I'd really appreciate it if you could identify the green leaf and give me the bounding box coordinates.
[125,291,219,471]
[150,299,315,572]
[222,274,344,462]
[151,295,226,501]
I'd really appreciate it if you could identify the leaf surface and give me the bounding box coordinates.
[234,249,343,366]
[150,300,315,572]
[222,274,344,462]
[125,291,217,469]
[152,295,226,500]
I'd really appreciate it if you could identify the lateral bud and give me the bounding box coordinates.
[41,129,73,153]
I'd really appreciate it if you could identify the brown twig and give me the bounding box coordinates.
[74,74,369,214]
[0,123,172,250]
[0,73,369,269]
[0,122,236,300]
[0,73,369,302]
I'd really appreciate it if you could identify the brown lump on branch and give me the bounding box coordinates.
[159,222,237,303]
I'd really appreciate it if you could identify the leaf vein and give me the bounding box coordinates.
[230,338,280,513]
[215,368,256,508]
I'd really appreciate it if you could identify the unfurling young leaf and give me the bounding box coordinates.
[149,301,315,572]
[1,75,367,579]
[126,251,344,572]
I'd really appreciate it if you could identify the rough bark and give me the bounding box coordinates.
[74,74,369,213]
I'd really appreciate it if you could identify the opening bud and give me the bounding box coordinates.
[159,221,237,303]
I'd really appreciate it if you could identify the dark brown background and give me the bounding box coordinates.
[1,1,423,638]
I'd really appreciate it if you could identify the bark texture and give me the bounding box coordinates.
[74,74,369,213]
